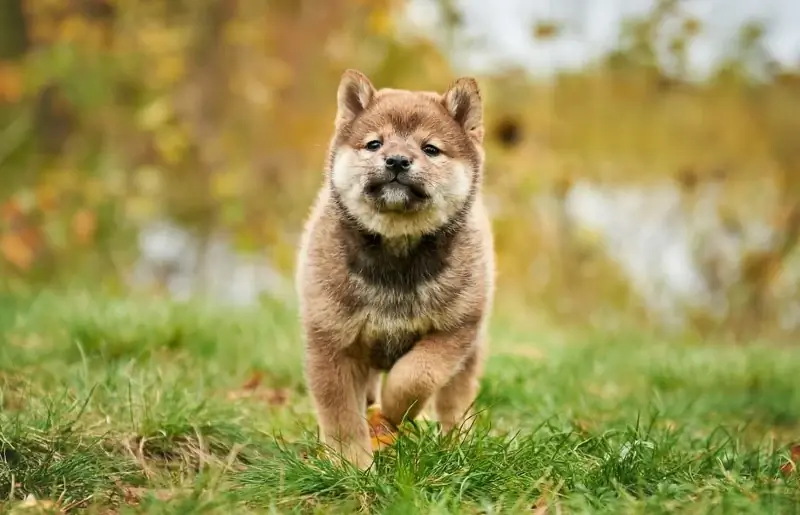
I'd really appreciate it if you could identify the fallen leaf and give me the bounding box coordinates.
[780,443,800,476]
[225,373,290,406]
[266,388,290,405]
[242,370,264,390]
[367,404,399,451]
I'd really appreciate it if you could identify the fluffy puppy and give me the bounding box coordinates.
[296,69,495,470]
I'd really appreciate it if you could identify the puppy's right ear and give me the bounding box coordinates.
[336,69,376,128]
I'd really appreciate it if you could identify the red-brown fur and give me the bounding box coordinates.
[295,69,495,470]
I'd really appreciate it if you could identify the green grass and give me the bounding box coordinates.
[0,291,798,514]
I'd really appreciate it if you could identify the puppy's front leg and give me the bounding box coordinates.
[380,321,480,427]
[434,344,484,432]
[305,342,372,470]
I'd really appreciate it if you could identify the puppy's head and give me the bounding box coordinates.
[328,69,485,238]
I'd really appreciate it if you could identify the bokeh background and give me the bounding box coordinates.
[1,0,799,341]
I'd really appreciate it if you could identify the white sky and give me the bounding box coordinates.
[405,0,800,77]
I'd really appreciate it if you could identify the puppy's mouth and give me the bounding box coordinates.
[365,178,431,207]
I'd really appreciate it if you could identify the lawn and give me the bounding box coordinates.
[0,291,798,514]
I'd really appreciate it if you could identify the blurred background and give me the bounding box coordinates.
[1,0,798,341]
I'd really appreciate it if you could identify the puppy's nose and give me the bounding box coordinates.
[384,154,412,174]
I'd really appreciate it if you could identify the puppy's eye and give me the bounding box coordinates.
[422,144,441,157]
[365,140,382,151]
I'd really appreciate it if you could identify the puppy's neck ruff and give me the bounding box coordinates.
[330,182,472,254]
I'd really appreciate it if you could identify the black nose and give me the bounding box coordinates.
[384,154,412,173]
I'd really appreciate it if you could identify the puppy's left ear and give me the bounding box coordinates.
[336,69,376,129]
[442,77,483,144]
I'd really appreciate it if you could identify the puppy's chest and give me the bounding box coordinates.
[351,286,440,370]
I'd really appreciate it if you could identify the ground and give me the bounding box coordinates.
[0,291,798,514]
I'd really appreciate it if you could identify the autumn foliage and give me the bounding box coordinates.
[0,0,798,338]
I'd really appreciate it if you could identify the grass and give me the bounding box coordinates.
[0,291,798,514]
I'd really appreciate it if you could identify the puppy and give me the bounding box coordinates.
[295,69,495,469]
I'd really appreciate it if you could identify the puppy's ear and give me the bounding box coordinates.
[336,69,376,128]
[442,77,483,144]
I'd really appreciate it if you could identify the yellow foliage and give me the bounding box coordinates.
[15,189,37,214]
[222,20,264,47]
[1,0,798,336]
[154,125,191,165]
[84,178,107,205]
[212,171,245,199]
[137,97,173,131]
[125,196,158,223]
[367,8,393,36]
[35,183,59,211]
[133,166,163,196]
[57,15,89,43]
[153,55,186,87]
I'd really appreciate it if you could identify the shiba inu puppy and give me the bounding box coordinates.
[296,69,495,469]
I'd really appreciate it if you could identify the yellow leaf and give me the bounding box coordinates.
[366,404,399,451]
